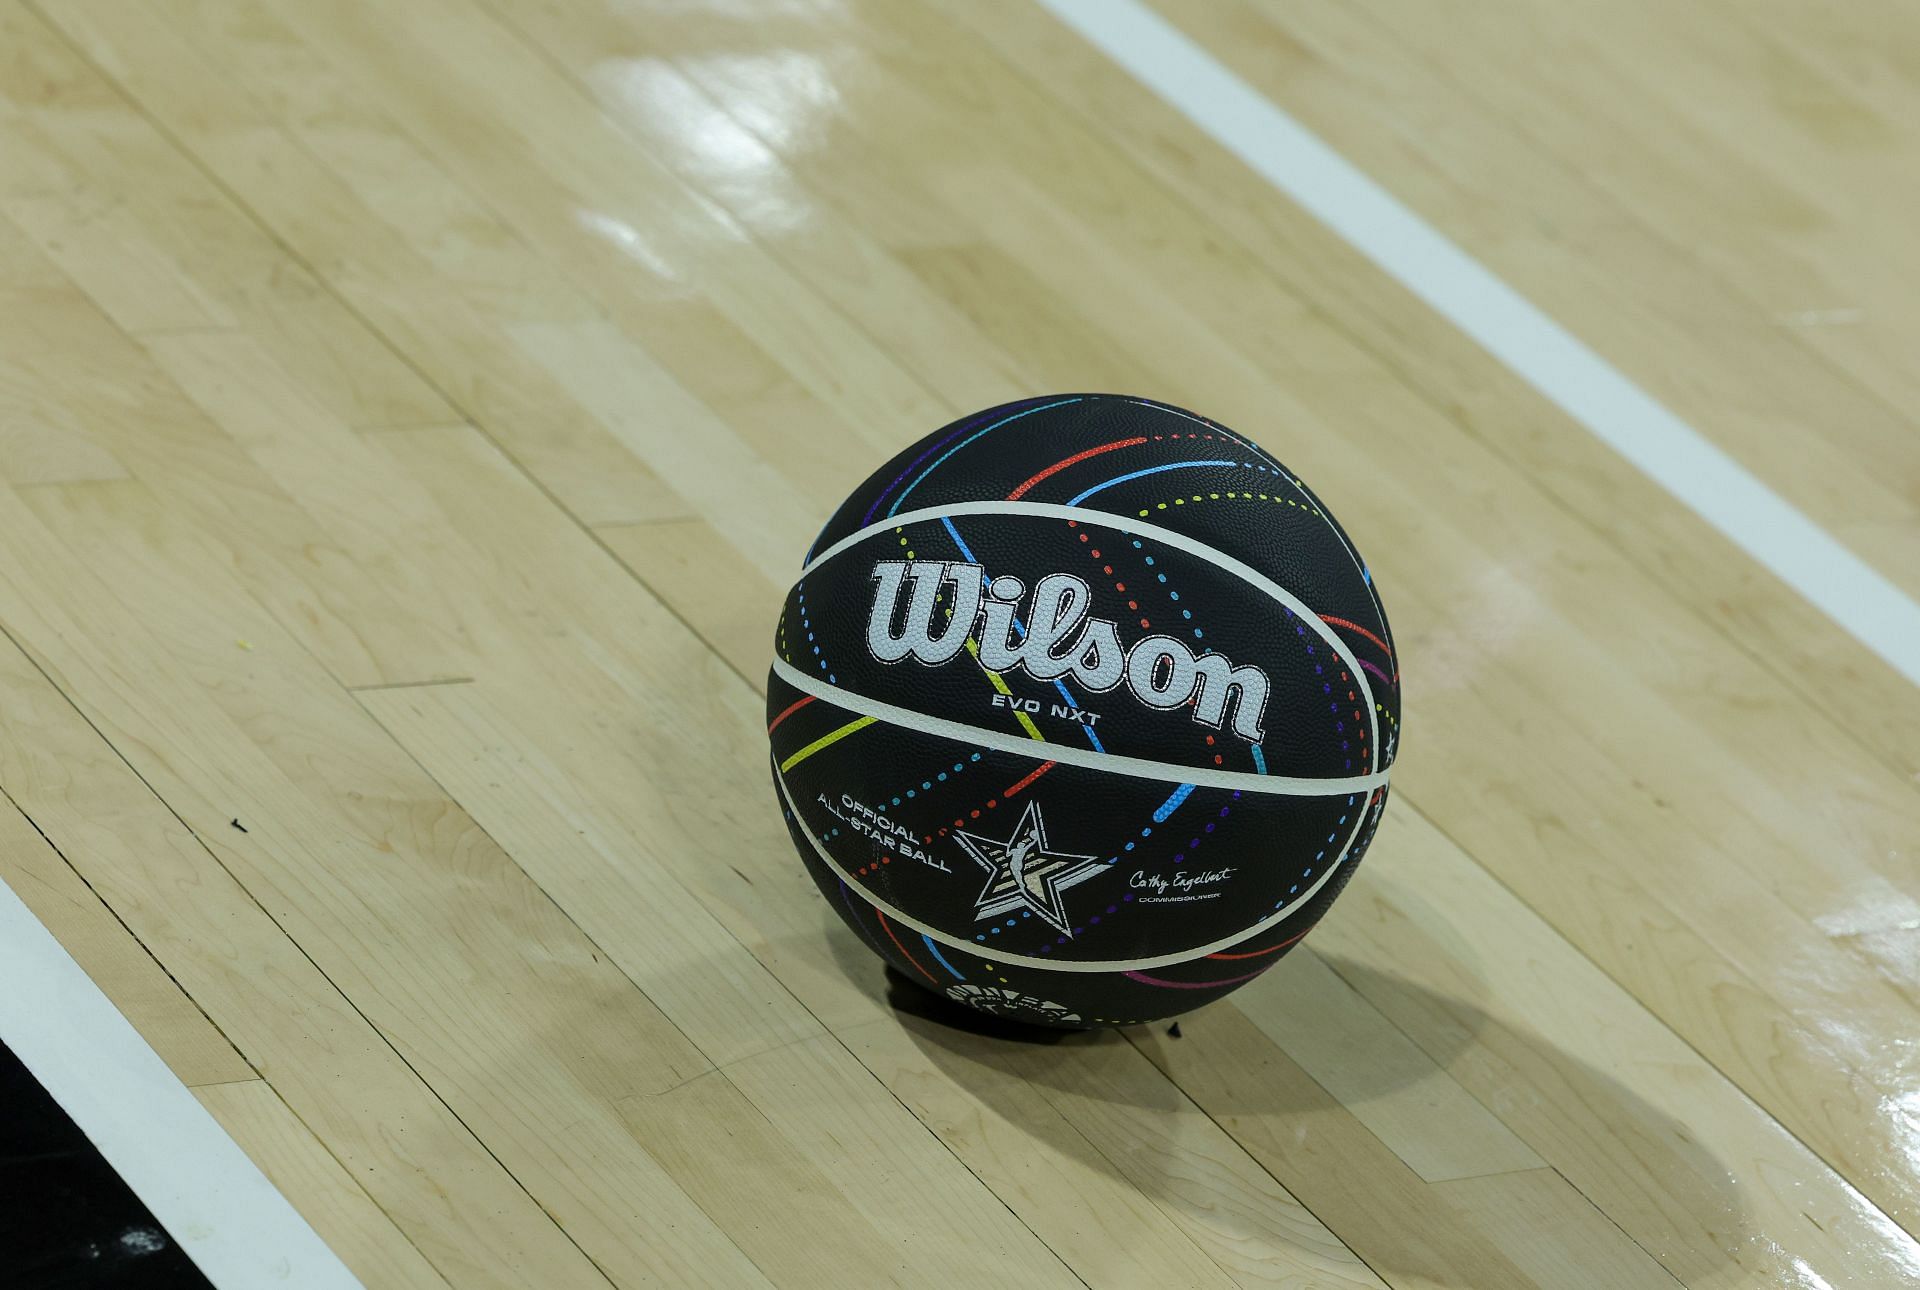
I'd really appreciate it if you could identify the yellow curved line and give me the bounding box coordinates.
[964,639,1046,741]
[779,716,877,772]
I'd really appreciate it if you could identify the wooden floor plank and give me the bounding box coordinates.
[1130,1002,1541,1290]
[945,0,1920,784]
[1298,801,1920,1284]
[37,0,692,528]
[0,471,772,1286]
[194,1080,454,1290]
[1430,1169,1681,1290]
[844,1017,1389,1289]
[1232,947,1544,1185]
[0,622,611,1290]
[0,237,470,685]
[1352,0,1920,429]
[0,6,454,433]
[1211,0,1920,561]
[594,518,784,686]
[162,0,956,451]
[0,790,251,1089]
[614,1064,920,1290]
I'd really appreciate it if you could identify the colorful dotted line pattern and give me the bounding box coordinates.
[1127,536,1203,643]
[930,760,1055,845]
[1031,894,1130,952]
[1135,490,1327,521]
[795,585,836,685]
[1284,606,1367,773]
[1067,520,1150,631]
[1277,793,1359,908]
[1167,793,1237,867]
[886,752,984,810]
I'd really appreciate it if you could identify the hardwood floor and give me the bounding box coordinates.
[1,0,1916,1284]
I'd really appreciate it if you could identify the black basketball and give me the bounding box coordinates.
[768,395,1399,1028]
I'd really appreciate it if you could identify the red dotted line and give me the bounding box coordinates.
[1064,521,1226,769]
[1067,520,1149,630]
[925,762,1056,844]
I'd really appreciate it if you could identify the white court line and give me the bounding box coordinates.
[1035,0,1920,691]
[0,875,361,1289]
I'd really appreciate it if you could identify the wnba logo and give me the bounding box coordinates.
[864,559,1271,741]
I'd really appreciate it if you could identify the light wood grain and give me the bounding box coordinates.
[194,1080,455,1290]
[949,0,1920,784]
[1430,1170,1680,1290]
[844,1017,1389,1288]
[0,619,608,1290]
[3,479,766,1288]
[0,785,251,1089]
[2,0,1918,1284]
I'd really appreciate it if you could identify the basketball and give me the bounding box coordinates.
[768,395,1399,1027]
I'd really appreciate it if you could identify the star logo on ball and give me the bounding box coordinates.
[954,800,1105,936]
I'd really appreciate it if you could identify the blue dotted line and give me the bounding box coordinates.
[796,586,836,685]
[976,907,1037,941]
[1131,537,1202,641]
[1104,820,1158,866]
[887,752,984,808]
[1277,794,1357,907]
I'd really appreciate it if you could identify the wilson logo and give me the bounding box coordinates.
[865,560,1270,741]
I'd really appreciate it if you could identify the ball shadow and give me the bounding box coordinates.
[819,903,1078,1044]
[884,943,1750,1289]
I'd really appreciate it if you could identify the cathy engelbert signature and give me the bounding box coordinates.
[1129,866,1235,901]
